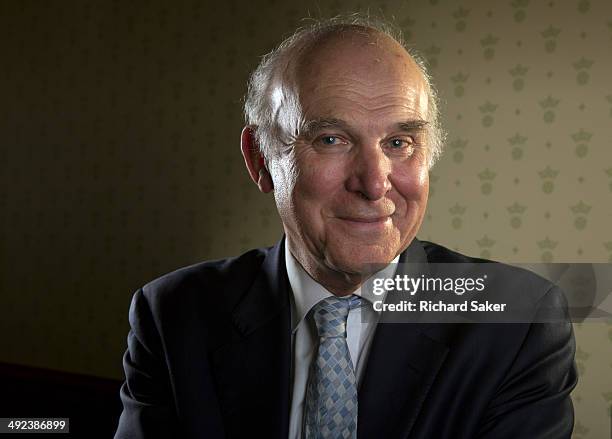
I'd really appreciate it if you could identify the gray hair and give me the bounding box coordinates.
[243,15,445,168]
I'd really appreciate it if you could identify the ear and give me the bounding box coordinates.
[240,126,274,193]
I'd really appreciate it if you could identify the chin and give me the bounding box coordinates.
[327,242,397,276]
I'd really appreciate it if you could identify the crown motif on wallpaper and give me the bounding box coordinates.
[424,45,441,56]
[429,173,440,184]
[575,347,591,361]
[573,57,594,70]
[478,168,497,181]
[606,95,612,104]
[571,129,592,143]
[450,138,468,149]
[480,34,499,47]
[605,168,612,177]
[400,17,415,28]
[539,95,560,109]
[540,26,561,39]
[511,0,530,8]
[452,7,470,19]
[538,166,559,179]
[507,202,527,214]
[604,242,612,251]
[449,203,467,215]
[479,101,497,113]
[507,133,527,145]
[570,201,591,215]
[538,237,558,250]
[509,64,529,77]
[451,72,469,83]
[476,235,495,248]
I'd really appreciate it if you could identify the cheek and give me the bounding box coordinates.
[391,163,429,202]
[294,155,347,202]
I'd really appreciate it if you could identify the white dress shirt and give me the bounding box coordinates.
[285,239,399,439]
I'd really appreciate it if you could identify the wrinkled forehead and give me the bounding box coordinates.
[291,29,428,117]
[297,29,418,78]
[265,27,430,137]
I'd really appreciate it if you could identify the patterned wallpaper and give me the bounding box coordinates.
[0,0,610,437]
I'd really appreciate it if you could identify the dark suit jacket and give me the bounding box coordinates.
[114,238,577,438]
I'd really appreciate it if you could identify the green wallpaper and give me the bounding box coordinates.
[0,1,610,437]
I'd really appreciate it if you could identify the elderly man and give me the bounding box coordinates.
[115,17,577,439]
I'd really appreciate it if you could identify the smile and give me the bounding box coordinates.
[340,216,390,223]
[336,216,392,232]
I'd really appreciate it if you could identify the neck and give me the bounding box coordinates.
[309,268,363,297]
[287,243,379,297]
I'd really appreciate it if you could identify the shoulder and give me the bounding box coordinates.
[145,247,268,302]
[419,239,560,307]
[129,246,273,336]
[420,239,498,264]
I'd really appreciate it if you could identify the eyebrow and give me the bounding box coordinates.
[299,117,429,138]
[397,120,430,131]
[300,118,350,138]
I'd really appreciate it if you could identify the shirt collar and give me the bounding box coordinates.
[284,238,399,332]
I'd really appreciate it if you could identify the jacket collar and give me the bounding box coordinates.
[231,237,290,336]
[358,238,450,439]
[215,237,292,438]
[227,237,450,439]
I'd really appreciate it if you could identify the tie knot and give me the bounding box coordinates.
[312,295,362,338]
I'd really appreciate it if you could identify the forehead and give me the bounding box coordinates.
[292,30,428,120]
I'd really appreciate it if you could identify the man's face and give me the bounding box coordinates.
[270,32,430,284]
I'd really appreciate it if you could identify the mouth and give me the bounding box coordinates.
[336,215,392,232]
[339,216,390,223]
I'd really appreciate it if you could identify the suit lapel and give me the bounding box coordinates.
[357,322,449,438]
[212,239,292,439]
[211,237,450,438]
[357,239,450,439]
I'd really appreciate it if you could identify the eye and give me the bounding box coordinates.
[388,137,415,151]
[315,135,347,146]
[385,137,418,157]
[389,138,413,148]
[321,136,339,145]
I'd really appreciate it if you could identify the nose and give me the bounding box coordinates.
[345,144,392,200]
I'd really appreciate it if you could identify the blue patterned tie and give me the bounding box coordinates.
[304,295,362,439]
